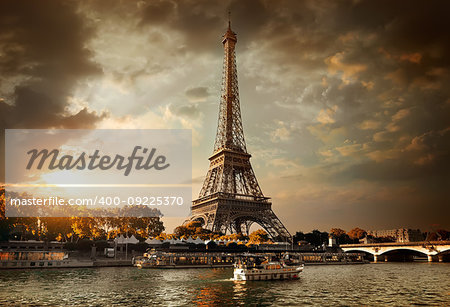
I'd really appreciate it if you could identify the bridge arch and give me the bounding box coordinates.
[379,247,429,256]
[343,248,375,255]
[437,247,450,254]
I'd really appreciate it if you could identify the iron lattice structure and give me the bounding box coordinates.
[186,23,292,242]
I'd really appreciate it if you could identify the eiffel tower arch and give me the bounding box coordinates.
[185,21,292,242]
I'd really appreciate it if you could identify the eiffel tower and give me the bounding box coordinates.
[186,21,292,242]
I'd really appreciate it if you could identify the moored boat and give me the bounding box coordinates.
[134,250,234,268]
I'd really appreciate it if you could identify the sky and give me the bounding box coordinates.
[1,0,449,233]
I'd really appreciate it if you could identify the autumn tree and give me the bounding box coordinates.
[248,229,271,244]
[0,187,165,242]
[330,228,352,244]
[174,221,212,239]
[0,187,4,220]
[155,232,177,240]
[348,227,367,240]
[8,217,42,240]
[41,217,74,242]
[219,233,247,242]
[71,217,105,241]
[0,187,10,241]
[330,228,346,237]
[127,217,165,239]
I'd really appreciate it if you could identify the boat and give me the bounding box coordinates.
[134,250,234,269]
[233,255,304,281]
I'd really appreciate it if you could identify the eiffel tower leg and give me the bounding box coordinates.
[261,210,292,243]
[246,221,254,236]
[210,211,228,235]
[233,220,241,234]
[204,214,214,231]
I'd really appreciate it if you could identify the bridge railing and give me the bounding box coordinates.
[340,241,450,248]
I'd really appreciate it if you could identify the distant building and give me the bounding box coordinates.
[367,228,424,242]
[328,236,337,247]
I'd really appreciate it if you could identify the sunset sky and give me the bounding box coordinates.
[1,0,449,233]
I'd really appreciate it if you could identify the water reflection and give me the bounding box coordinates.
[191,269,233,306]
[232,280,247,300]
[193,286,226,306]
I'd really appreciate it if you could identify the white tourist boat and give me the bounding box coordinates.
[233,258,304,281]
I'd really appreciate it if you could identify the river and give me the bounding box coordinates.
[0,263,449,306]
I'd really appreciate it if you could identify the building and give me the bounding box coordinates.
[367,228,424,242]
[185,20,291,242]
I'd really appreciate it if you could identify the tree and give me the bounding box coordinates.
[1,188,37,241]
[174,221,212,239]
[330,228,346,238]
[0,187,12,241]
[348,227,367,240]
[249,229,271,244]
[219,233,247,242]
[329,228,353,244]
[426,229,449,241]
[9,217,41,240]
[128,217,165,239]
[41,217,73,242]
[0,187,4,220]
[70,217,90,240]
[293,231,305,244]
[436,229,449,240]
[305,230,329,246]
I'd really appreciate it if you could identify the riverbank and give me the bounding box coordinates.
[1,251,368,269]
[0,258,132,269]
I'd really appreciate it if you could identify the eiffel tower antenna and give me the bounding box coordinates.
[185,20,292,242]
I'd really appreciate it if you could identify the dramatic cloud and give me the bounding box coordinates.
[0,0,105,128]
[185,87,210,102]
[1,0,449,232]
[0,0,106,178]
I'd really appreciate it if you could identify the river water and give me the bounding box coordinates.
[0,263,449,306]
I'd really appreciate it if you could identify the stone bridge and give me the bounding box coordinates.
[340,241,450,262]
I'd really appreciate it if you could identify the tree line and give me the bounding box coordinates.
[0,187,164,242]
[293,227,449,246]
[2,187,448,245]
